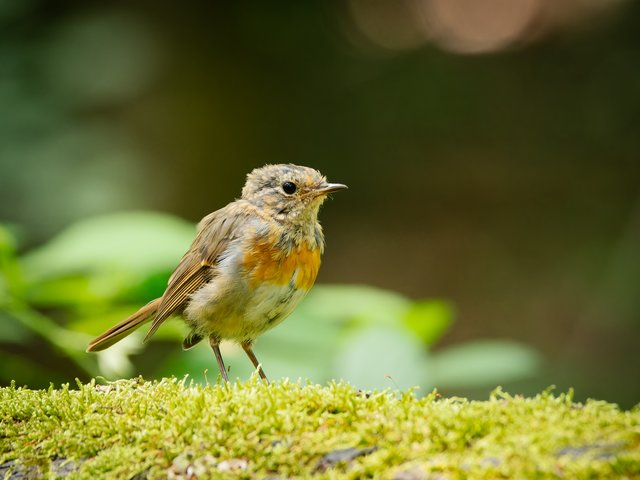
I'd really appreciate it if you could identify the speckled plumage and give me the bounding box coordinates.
[87,164,347,382]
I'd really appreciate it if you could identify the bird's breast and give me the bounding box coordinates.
[242,235,322,292]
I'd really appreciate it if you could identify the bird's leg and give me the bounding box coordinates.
[209,336,229,383]
[241,341,269,384]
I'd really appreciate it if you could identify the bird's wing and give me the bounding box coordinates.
[143,203,249,341]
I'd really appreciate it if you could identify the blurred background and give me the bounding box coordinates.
[1,0,638,407]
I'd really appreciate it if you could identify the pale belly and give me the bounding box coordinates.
[184,274,308,342]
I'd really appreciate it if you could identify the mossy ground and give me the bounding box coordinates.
[1,378,639,479]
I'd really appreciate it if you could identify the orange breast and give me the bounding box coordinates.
[242,237,321,291]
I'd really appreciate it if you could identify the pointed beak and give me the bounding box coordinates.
[315,182,348,195]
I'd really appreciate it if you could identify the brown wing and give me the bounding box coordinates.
[143,203,249,341]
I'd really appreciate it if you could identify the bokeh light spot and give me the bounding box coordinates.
[419,0,540,54]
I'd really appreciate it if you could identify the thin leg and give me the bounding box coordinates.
[242,341,269,384]
[209,336,229,383]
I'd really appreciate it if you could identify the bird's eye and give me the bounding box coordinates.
[282,182,297,194]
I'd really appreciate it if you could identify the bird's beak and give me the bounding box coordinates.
[315,182,348,195]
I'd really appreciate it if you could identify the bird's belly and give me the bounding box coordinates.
[186,279,307,341]
[240,282,307,336]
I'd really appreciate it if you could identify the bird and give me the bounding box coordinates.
[86,164,347,383]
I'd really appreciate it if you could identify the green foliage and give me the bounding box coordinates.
[1,212,541,392]
[430,340,542,388]
[403,300,453,345]
[1,379,638,479]
[22,211,196,301]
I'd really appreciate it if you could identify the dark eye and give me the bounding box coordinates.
[282,182,297,194]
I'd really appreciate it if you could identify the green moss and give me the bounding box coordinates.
[1,378,638,479]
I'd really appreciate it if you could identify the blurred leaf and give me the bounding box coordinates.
[0,224,23,302]
[333,326,431,391]
[253,322,337,382]
[25,275,102,307]
[22,212,194,286]
[0,312,33,344]
[261,304,342,351]
[297,284,410,326]
[69,306,149,336]
[0,224,17,254]
[403,299,454,345]
[430,340,541,388]
[125,271,173,301]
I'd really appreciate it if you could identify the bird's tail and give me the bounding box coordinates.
[86,298,161,352]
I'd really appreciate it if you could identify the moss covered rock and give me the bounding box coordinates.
[1,378,638,478]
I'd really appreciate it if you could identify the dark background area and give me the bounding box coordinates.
[1,1,638,407]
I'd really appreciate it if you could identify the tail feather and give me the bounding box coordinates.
[86,298,161,352]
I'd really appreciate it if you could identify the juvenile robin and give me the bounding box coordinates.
[87,164,347,383]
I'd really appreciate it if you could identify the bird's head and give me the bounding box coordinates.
[242,164,347,223]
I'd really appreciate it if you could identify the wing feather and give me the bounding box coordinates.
[143,203,250,341]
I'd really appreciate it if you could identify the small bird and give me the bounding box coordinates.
[87,164,347,383]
